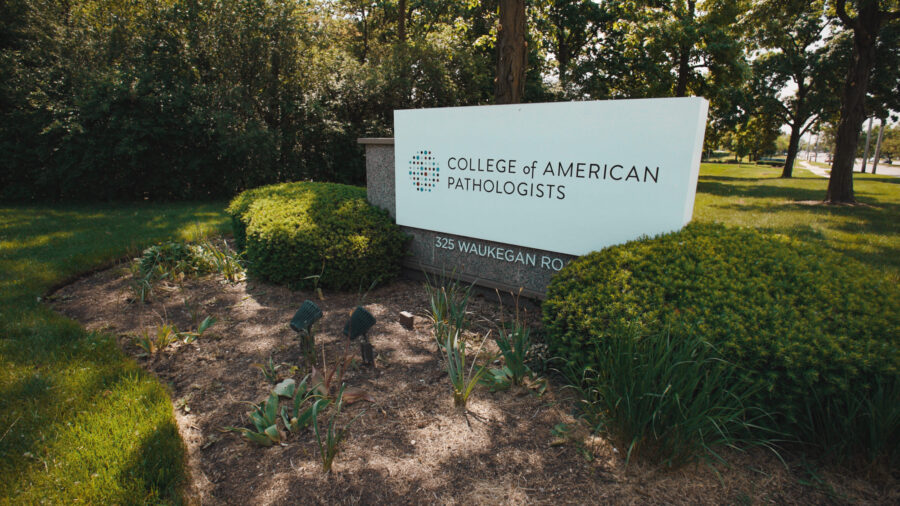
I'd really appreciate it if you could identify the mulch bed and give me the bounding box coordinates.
[49,264,897,505]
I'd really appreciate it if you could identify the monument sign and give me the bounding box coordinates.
[361,97,708,297]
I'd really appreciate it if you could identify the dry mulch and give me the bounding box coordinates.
[49,264,897,505]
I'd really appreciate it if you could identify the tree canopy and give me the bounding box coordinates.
[0,0,897,202]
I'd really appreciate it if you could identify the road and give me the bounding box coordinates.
[798,159,900,178]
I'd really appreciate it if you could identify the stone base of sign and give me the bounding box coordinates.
[360,138,574,299]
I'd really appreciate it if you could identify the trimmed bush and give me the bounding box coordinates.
[228,182,407,290]
[544,223,899,462]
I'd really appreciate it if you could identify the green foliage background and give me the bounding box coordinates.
[0,0,500,201]
[8,1,894,201]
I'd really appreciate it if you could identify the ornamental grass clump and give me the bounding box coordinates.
[313,385,366,473]
[566,329,773,467]
[485,290,543,391]
[423,272,472,350]
[129,239,244,302]
[425,275,493,407]
[443,330,493,408]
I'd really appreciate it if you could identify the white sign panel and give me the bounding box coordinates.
[394,97,708,256]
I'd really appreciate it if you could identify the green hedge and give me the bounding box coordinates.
[543,223,899,459]
[228,182,407,290]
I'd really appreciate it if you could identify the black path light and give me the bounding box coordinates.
[290,300,322,363]
[343,306,376,365]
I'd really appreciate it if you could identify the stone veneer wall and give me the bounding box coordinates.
[359,138,574,299]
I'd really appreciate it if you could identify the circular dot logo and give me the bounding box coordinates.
[409,149,439,193]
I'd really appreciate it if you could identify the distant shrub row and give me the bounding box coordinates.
[228,182,407,290]
[544,223,900,463]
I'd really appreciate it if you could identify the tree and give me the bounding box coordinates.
[876,124,900,161]
[496,0,526,103]
[826,0,900,204]
[747,0,841,178]
[866,21,900,173]
[540,0,605,97]
[622,0,746,98]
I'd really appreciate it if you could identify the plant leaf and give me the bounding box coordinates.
[342,387,375,404]
[246,431,274,447]
[274,378,296,398]
[249,411,268,433]
[310,367,327,396]
[198,315,217,334]
[265,392,279,425]
[264,424,281,443]
[281,405,292,431]
[223,426,274,447]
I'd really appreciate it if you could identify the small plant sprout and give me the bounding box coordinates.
[180,315,217,344]
[127,262,155,303]
[302,260,327,300]
[313,384,367,473]
[281,375,328,434]
[223,375,335,447]
[443,329,493,408]
[490,320,531,388]
[484,290,545,393]
[133,323,179,356]
[549,422,573,446]
[253,355,281,384]
[307,344,376,406]
[195,239,245,282]
[224,392,284,446]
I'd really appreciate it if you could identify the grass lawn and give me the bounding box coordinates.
[0,164,897,503]
[695,163,900,281]
[0,203,229,503]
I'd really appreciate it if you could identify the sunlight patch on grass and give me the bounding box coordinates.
[16,372,184,504]
[695,163,900,277]
[0,202,229,503]
[0,229,76,253]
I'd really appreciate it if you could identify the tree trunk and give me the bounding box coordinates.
[674,45,690,97]
[360,8,369,63]
[782,123,802,178]
[872,117,885,174]
[827,2,883,204]
[557,36,570,93]
[861,115,874,172]
[398,0,407,43]
[496,0,526,104]
[673,0,695,98]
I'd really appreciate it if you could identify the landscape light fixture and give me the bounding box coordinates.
[343,306,376,365]
[290,300,322,363]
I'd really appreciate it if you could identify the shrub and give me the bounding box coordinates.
[139,239,244,281]
[544,223,900,462]
[130,240,244,302]
[228,182,407,290]
[139,241,195,277]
